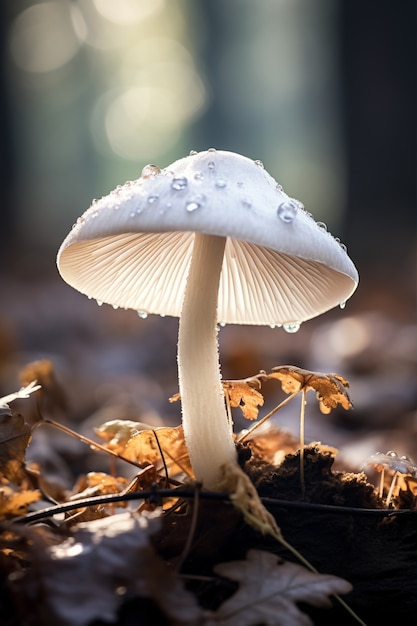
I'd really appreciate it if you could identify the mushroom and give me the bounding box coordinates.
[57,149,358,490]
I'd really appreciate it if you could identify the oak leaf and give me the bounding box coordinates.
[270,366,352,414]
[209,549,352,626]
[223,380,264,420]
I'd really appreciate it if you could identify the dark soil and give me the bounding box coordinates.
[156,444,417,625]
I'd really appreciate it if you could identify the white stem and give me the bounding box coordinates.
[178,233,237,489]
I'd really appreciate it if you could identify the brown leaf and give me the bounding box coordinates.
[209,549,352,626]
[0,411,32,483]
[222,380,264,420]
[96,420,192,479]
[123,426,192,478]
[19,512,201,626]
[270,366,352,414]
[19,359,67,417]
[94,419,151,455]
[0,483,40,520]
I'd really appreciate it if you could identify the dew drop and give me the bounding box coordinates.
[208,161,215,171]
[171,176,188,190]
[96,300,103,307]
[316,221,327,231]
[112,305,119,310]
[339,301,346,310]
[147,194,159,204]
[276,183,283,192]
[186,194,206,212]
[189,150,198,156]
[194,172,204,180]
[137,311,148,319]
[129,211,136,218]
[254,159,264,168]
[207,147,217,152]
[219,322,226,327]
[215,179,227,188]
[283,322,301,334]
[142,164,161,178]
[277,200,298,223]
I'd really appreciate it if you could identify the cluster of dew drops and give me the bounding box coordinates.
[89,148,349,332]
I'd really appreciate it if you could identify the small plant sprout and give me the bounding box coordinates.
[57,149,358,490]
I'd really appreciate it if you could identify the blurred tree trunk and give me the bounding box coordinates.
[340,0,416,273]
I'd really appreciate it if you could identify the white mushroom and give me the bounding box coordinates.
[57,149,358,490]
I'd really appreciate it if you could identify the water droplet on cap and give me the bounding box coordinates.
[254,159,264,168]
[277,200,298,223]
[171,176,188,191]
[207,147,217,152]
[194,172,204,180]
[186,194,206,212]
[316,222,327,231]
[215,179,227,188]
[147,194,159,204]
[142,164,161,178]
[339,301,346,310]
[137,311,148,319]
[276,183,283,192]
[208,161,215,171]
[189,150,198,156]
[96,300,103,307]
[283,322,301,333]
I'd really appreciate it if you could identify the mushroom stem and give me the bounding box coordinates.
[178,233,237,489]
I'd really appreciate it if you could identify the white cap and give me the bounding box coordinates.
[57,149,358,326]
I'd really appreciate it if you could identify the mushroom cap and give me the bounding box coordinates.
[57,149,358,326]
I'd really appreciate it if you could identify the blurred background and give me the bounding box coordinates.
[0,0,415,482]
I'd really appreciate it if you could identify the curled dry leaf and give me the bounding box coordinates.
[270,366,352,414]
[96,420,192,479]
[0,411,32,483]
[18,511,201,626]
[208,549,352,626]
[222,380,264,420]
[94,419,152,454]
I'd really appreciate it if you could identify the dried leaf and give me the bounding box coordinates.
[96,421,192,479]
[94,419,152,454]
[0,411,32,483]
[21,511,201,626]
[223,380,264,420]
[270,366,352,414]
[19,359,67,416]
[0,484,40,520]
[123,426,192,478]
[209,549,352,626]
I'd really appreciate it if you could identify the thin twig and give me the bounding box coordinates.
[237,391,300,443]
[33,419,146,470]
